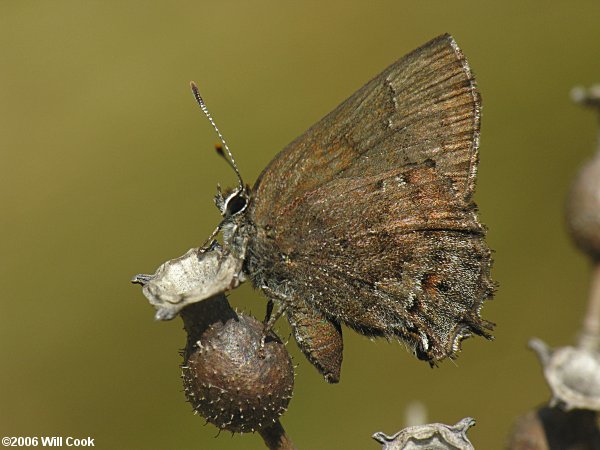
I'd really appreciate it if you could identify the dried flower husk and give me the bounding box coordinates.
[373,417,476,450]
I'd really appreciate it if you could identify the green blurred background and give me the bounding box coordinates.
[2,2,600,449]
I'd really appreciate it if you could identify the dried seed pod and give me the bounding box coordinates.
[180,295,294,433]
[566,85,600,260]
[507,406,600,450]
[566,154,600,260]
[372,417,476,450]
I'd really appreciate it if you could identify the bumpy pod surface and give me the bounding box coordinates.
[182,311,294,433]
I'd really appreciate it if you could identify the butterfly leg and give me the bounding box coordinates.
[260,286,289,332]
[258,286,290,358]
[263,299,274,325]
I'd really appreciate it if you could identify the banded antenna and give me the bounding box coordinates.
[190,81,244,191]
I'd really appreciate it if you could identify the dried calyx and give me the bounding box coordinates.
[373,417,476,450]
[180,294,295,434]
[529,338,600,411]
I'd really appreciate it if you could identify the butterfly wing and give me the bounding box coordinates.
[246,34,493,364]
[252,33,480,220]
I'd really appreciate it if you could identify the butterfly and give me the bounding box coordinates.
[133,33,495,383]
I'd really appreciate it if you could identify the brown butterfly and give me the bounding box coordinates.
[133,33,495,383]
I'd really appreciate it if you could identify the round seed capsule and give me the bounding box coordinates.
[182,309,294,433]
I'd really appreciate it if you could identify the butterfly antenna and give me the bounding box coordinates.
[190,81,244,191]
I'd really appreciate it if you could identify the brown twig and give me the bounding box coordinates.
[258,420,297,450]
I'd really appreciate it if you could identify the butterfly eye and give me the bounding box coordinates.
[224,192,248,217]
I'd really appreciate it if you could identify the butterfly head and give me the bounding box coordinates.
[215,184,250,218]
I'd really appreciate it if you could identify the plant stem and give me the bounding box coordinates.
[258,420,297,450]
[579,263,600,351]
